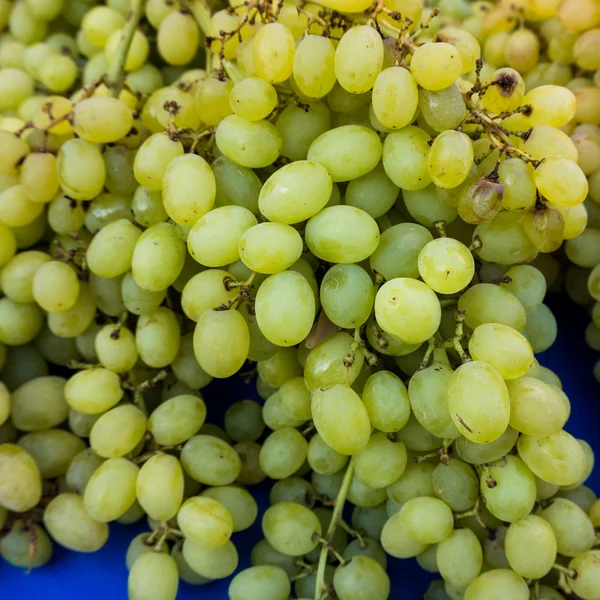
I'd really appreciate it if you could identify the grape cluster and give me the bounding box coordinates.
[0,0,599,599]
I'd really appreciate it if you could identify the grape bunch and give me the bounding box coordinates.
[0,0,599,599]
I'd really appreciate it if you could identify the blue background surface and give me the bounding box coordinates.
[2,295,599,600]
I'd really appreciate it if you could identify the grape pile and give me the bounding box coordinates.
[0,0,599,599]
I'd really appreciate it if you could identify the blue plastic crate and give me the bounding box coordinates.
[3,294,598,600]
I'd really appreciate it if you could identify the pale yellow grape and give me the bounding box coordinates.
[464,569,529,600]
[229,78,278,122]
[0,443,42,512]
[47,194,86,235]
[239,223,302,274]
[157,11,199,66]
[334,25,383,94]
[518,430,588,486]
[104,27,148,71]
[259,428,308,480]
[468,323,533,380]
[57,139,105,201]
[128,552,179,600]
[72,97,133,144]
[428,130,473,189]
[381,513,428,559]
[131,222,185,292]
[135,307,180,368]
[201,486,257,533]
[32,261,79,313]
[399,497,453,544]
[436,529,483,589]
[497,158,536,212]
[84,457,139,522]
[95,324,138,373]
[523,85,576,127]
[38,54,78,93]
[410,42,462,91]
[305,206,379,264]
[134,133,183,190]
[188,205,257,268]
[541,498,596,557]
[262,502,321,557]
[481,68,525,114]
[20,152,59,203]
[141,87,199,133]
[448,361,510,444]
[148,394,207,446]
[90,404,147,458]
[458,283,527,331]
[181,270,236,322]
[307,125,382,182]
[504,515,556,579]
[181,434,241,486]
[178,496,233,547]
[47,283,97,339]
[0,68,34,110]
[308,433,349,476]
[195,78,233,126]
[311,384,370,455]
[182,539,238,580]
[193,309,249,378]
[0,298,44,345]
[534,158,588,207]
[354,433,407,489]
[81,5,124,46]
[380,126,431,191]
[121,272,165,316]
[0,185,44,228]
[418,238,474,294]
[252,23,295,83]
[259,160,332,224]
[0,131,29,175]
[254,271,315,347]
[216,115,282,169]
[293,35,336,99]
[64,368,122,414]
[375,278,441,344]
[522,125,578,162]
[372,67,418,130]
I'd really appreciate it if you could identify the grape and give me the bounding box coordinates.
[128,552,179,600]
[567,550,600,600]
[293,35,336,99]
[398,497,454,544]
[362,370,411,433]
[558,485,597,513]
[334,555,390,600]
[523,85,576,127]
[57,138,106,201]
[428,130,474,189]
[11,376,68,431]
[135,307,180,368]
[202,486,257,533]
[262,501,321,556]
[344,537,388,570]
[229,565,291,600]
[432,459,479,512]
[258,348,303,388]
[354,432,407,489]
[382,126,431,191]
[65,448,104,494]
[436,529,482,589]
[541,498,596,557]
[181,435,241,486]
[418,237,474,294]
[459,283,527,331]
[464,569,529,600]
[20,151,59,203]
[259,428,308,480]
[372,66,419,130]
[0,519,53,568]
[381,512,428,558]
[0,442,42,511]
[419,85,466,133]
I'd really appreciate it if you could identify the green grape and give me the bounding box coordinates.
[0,443,42,511]
[362,370,411,433]
[436,529,483,589]
[408,363,460,439]
[47,194,85,235]
[428,130,473,189]
[403,184,459,227]
[181,269,236,322]
[480,455,536,522]
[128,552,179,600]
[89,404,145,459]
[432,459,479,512]
[131,187,168,228]
[458,283,527,331]
[0,382,8,427]
[11,376,67,432]
[224,400,264,443]
[307,125,382,182]
[44,493,109,552]
[0,519,52,568]
[257,348,303,388]
[65,448,104,494]
[307,433,348,475]
[411,42,462,90]
[333,555,390,600]
[211,157,260,214]
[498,265,546,314]
[57,138,105,201]
[126,533,168,570]
[148,394,206,446]
[566,228,600,268]
[251,539,300,577]
[523,303,557,353]
[354,432,407,489]
[259,428,308,480]
[399,497,454,544]
[71,97,133,144]
[1,250,51,303]
[457,174,504,224]
[557,486,597,513]
[133,133,183,190]
[35,326,81,367]
[542,497,596,557]
[293,35,336,99]
[344,163,399,218]
[311,384,371,455]
[181,435,241,486]
[396,412,443,452]
[20,151,59,204]
[89,274,125,318]
[95,324,138,373]
[229,565,291,600]
[236,441,266,486]
[464,569,529,600]
[1,344,48,391]
[83,457,139,522]
[504,515,556,579]
[344,537,387,570]
[567,550,600,600]
[84,193,133,234]
[141,86,199,133]
[455,426,518,466]
[103,146,137,196]
[418,237,474,294]
[255,270,315,347]
[381,126,431,191]
[18,428,85,478]
[122,272,166,317]
[534,157,588,207]
[518,429,588,486]
[348,473,387,507]
[132,222,185,292]
[202,486,258,532]
[262,501,321,556]
[178,495,233,547]
[366,318,421,357]
[372,66,419,130]
[135,307,180,368]
[482,525,510,570]
[522,124,578,162]
[381,512,428,558]
[418,84,466,133]
[375,278,441,344]
[369,223,433,280]
[497,158,537,212]
[251,22,294,83]
[468,323,534,380]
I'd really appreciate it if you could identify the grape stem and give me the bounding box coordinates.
[105,0,145,97]
[553,563,577,579]
[339,519,367,549]
[313,460,355,600]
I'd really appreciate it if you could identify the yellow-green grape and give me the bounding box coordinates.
[523,85,576,127]
[261,375,311,429]
[181,270,235,322]
[239,223,302,274]
[345,163,399,219]
[518,430,588,486]
[81,5,124,46]
[254,271,315,347]
[524,206,564,253]
[418,237,474,294]
[38,54,78,92]
[436,529,483,589]
[468,323,533,380]
[31,260,79,313]
[0,131,30,174]
[571,125,600,176]
[193,309,249,378]
[566,228,600,268]
[410,42,462,91]
[381,512,428,559]
[210,9,251,59]
[259,160,332,224]
[522,125,578,162]
[464,569,529,600]
[0,443,42,511]
[259,428,308,480]
[90,404,146,458]
[224,400,264,444]
[215,115,282,169]
[201,486,257,533]
[94,324,137,373]
[458,283,527,331]
[573,28,600,70]
[428,130,473,189]
[481,68,525,114]
[47,194,85,235]
[148,394,207,446]
[448,361,510,444]
[293,35,336,99]
[354,432,407,489]
[262,501,321,556]
[436,27,481,73]
[567,551,600,600]
[134,133,184,190]
[375,278,441,344]
[0,297,44,345]
[418,84,466,133]
[398,497,453,544]
[143,0,178,26]
[130,188,166,229]
[84,193,133,233]
[57,139,105,201]
[541,498,596,558]
[229,78,278,122]
[0,68,34,110]
[135,306,180,368]
[455,426,519,466]
[522,303,557,353]
[72,97,133,144]
[64,368,122,415]
[0,185,44,228]
[43,493,108,552]
[157,10,199,66]
[307,433,348,475]
[361,371,410,434]
[305,205,379,264]
[121,272,165,316]
[46,282,96,338]
[181,434,241,486]
[307,125,382,182]
[128,551,179,600]
[178,496,233,547]
[333,556,389,600]
[311,384,370,455]
[213,155,261,214]
[20,152,59,203]
[334,25,383,94]
[257,347,302,387]
[0,382,9,426]
[182,538,237,580]
[534,158,588,207]
[252,23,295,83]
[497,158,536,212]
[558,0,600,30]
[141,87,199,133]
[195,78,234,126]
[104,27,148,71]
[131,222,185,291]
[372,66,419,130]
[229,565,291,600]
[505,28,539,73]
